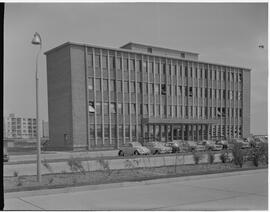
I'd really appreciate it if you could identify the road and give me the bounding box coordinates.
[4,169,267,210]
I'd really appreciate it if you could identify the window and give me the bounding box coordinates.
[209,89,212,98]
[117,103,122,114]
[125,103,129,114]
[205,88,208,98]
[125,125,130,138]
[96,79,101,91]
[143,83,148,93]
[185,86,188,97]
[131,104,136,114]
[185,66,188,77]
[205,69,208,79]
[137,82,142,93]
[144,104,148,115]
[102,56,107,68]
[104,125,109,138]
[136,60,141,72]
[239,73,242,82]
[124,58,128,71]
[178,86,182,95]
[95,55,100,68]
[143,61,147,72]
[88,78,93,90]
[103,79,108,91]
[223,90,226,99]
[96,102,101,114]
[110,103,116,114]
[189,87,193,97]
[162,64,166,75]
[110,56,115,69]
[156,105,160,116]
[239,108,242,117]
[116,57,121,70]
[103,103,109,115]
[150,84,154,94]
[155,84,160,94]
[161,84,166,95]
[149,62,153,74]
[190,67,193,78]
[181,53,185,58]
[110,80,116,91]
[150,104,154,116]
[155,62,159,75]
[200,69,203,79]
[117,81,122,91]
[130,59,135,71]
[97,125,102,139]
[124,81,129,93]
[147,47,152,53]
[130,82,135,93]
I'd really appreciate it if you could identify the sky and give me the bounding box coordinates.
[4,3,268,135]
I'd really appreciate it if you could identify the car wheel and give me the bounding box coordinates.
[154,150,159,155]
[118,150,124,156]
[134,150,140,156]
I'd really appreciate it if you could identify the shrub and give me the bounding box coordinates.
[232,142,244,168]
[67,157,86,175]
[208,152,215,164]
[97,158,111,176]
[220,151,229,163]
[42,159,53,173]
[248,142,268,167]
[193,152,202,165]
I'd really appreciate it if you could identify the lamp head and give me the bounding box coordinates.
[32,32,41,45]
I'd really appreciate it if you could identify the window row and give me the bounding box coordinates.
[89,55,243,82]
[89,101,242,118]
[88,79,242,100]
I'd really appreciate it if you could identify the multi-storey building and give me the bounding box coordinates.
[45,42,250,151]
[4,113,37,139]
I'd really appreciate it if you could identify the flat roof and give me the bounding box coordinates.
[44,42,251,71]
[120,42,199,56]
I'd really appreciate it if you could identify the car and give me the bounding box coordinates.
[215,140,230,150]
[118,142,151,156]
[164,141,181,153]
[3,146,9,162]
[231,138,250,149]
[143,141,172,154]
[200,140,223,151]
[183,140,205,152]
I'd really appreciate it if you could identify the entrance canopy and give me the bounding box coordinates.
[142,117,219,125]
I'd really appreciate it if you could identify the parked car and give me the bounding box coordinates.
[164,141,181,153]
[144,141,172,154]
[118,142,150,156]
[231,138,250,149]
[183,140,205,152]
[200,140,223,151]
[3,145,9,162]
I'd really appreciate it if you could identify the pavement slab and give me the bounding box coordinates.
[4,169,268,210]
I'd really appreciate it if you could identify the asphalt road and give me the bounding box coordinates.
[4,169,268,210]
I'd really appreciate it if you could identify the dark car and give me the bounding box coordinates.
[3,146,9,162]
[164,141,181,153]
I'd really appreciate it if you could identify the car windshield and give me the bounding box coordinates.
[131,142,142,147]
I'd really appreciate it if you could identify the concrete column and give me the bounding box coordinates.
[171,124,174,141]
[196,124,199,141]
[181,124,184,140]
[165,125,168,142]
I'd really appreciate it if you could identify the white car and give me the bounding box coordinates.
[118,142,151,156]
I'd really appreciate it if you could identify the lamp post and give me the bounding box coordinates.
[31,32,42,182]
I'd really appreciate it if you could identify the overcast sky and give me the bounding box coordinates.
[4,3,268,134]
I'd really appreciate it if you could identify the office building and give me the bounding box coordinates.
[4,113,37,139]
[45,42,250,150]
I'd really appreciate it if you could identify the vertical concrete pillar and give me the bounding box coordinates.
[182,124,185,140]
[165,125,168,142]
[171,124,174,141]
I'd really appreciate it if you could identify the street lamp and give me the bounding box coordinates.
[31,32,42,182]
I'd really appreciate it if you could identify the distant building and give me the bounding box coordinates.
[45,42,251,151]
[4,113,37,139]
[42,120,49,138]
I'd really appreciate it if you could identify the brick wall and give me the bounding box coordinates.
[46,46,73,150]
[242,70,251,137]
